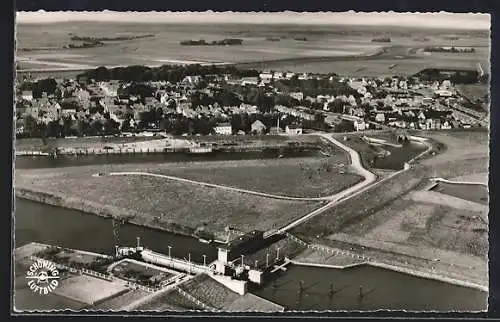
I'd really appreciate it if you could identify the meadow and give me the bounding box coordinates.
[15,164,323,238]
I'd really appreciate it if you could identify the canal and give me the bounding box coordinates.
[15,149,318,170]
[254,265,487,311]
[15,198,218,264]
[13,154,488,311]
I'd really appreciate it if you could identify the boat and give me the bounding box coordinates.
[320,151,330,157]
[198,238,212,244]
[188,147,213,154]
[277,154,284,158]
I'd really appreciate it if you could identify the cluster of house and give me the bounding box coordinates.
[340,76,484,130]
[15,70,484,137]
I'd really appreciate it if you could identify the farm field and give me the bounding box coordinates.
[15,165,323,238]
[16,22,489,76]
[338,192,488,258]
[416,129,488,167]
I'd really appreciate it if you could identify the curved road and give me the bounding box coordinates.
[106,133,435,236]
[107,133,376,204]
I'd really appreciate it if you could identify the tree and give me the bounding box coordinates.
[23,114,39,137]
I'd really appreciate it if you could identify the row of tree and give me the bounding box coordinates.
[77,64,260,83]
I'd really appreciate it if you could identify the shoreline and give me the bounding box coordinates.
[15,188,205,241]
[15,188,488,293]
[289,259,488,292]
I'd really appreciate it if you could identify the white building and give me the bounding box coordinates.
[375,113,386,123]
[354,120,367,131]
[214,122,232,135]
[21,91,33,101]
[290,92,304,101]
[285,124,303,135]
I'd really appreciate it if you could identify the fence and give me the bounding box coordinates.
[28,255,162,293]
[29,255,114,281]
[282,232,372,262]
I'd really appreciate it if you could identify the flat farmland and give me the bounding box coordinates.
[416,129,489,170]
[15,165,323,237]
[16,22,488,77]
[338,193,488,258]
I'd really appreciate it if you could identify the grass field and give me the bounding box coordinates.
[292,165,429,239]
[15,165,323,237]
[332,133,428,170]
[139,156,362,198]
[110,260,175,285]
[430,182,488,205]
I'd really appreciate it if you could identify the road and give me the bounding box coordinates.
[106,133,432,237]
[271,133,377,234]
[107,134,376,204]
[270,133,433,235]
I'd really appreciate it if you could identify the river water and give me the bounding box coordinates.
[254,265,487,312]
[14,154,488,311]
[15,150,318,169]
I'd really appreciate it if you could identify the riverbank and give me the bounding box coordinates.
[15,188,202,240]
[289,258,487,292]
[15,169,322,241]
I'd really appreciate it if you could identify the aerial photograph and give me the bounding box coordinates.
[13,11,489,313]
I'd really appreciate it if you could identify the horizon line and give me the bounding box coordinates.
[16,11,490,30]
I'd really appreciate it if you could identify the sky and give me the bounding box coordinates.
[16,11,490,30]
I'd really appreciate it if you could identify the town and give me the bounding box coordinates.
[15,65,488,141]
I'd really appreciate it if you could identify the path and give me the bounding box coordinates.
[107,134,376,202]
[107,172,331,202]
[106,133,431,236]
[430,177,488,187]
[271,134,433,235]
[271,134,377,234]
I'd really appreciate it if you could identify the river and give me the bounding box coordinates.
[13,154,488,311]
[15,149,318,169]
[15,198,218,264]
[254,265,487,312]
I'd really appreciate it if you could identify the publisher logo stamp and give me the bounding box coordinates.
[25,259,60,295]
